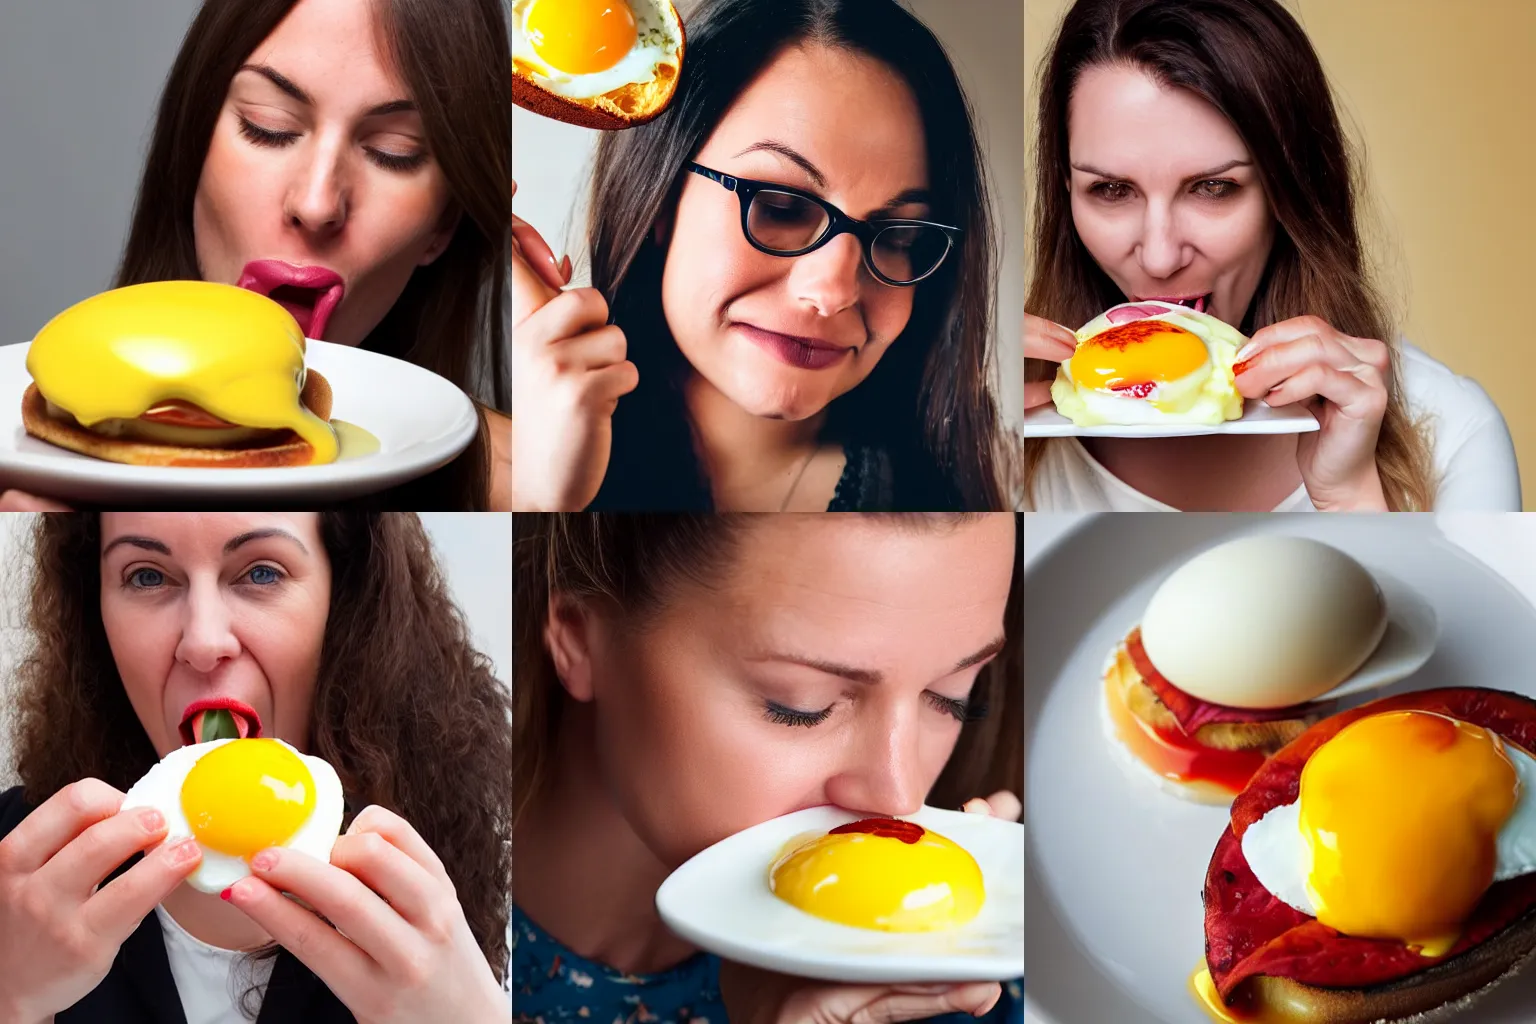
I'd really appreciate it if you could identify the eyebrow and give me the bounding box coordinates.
[1070,158,1252,182]
[238,64,417,117]
[735,140,931,209]
[749,634,1007,685]
[101,528,309,560]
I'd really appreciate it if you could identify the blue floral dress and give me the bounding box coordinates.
[511,905,1023,1023]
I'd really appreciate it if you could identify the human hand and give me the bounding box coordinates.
[223,805,504,1024]
[1233,316,1390,511]
[1024,313,1076,411]
[0,491,74,511]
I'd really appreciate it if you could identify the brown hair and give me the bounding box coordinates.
[1024,0,1437,510]
[114,0,510,510]
[583,0,1006,510]
[512,513,1022,830]
[9,513,513,984]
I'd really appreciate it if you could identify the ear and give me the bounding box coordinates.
[543,592,599,702]
[418,203,464,267]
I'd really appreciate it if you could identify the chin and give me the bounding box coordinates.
[723,380,831,421]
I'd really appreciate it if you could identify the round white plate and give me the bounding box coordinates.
[1023,400,1320,438]
[0,340,478,503]
[1025,513,1536,1024]
[656,804,1024,984]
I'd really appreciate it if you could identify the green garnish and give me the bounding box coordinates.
[201,708,241,742]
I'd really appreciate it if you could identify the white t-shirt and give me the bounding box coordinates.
[1025,344,1521,511]
[154,905,276,1024]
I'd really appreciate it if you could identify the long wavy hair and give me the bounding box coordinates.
[1024,0,1437,510]
[8,513,513,987]
[512,513,1023,831]
[584,0,1005,511]
[115,0,510,510]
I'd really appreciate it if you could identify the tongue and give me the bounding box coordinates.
[193,708,250,743]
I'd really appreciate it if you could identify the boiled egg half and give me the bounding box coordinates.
[1242,710,1536,956]
[1051,301,1246,426]
[121,737,344,894]
[769,817,985,932]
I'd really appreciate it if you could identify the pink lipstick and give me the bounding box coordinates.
[736,323,854,371]
[237,260,345,340]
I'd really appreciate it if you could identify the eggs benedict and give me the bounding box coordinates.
[1194,688,1536,1023]
[23,280,339,467]
[1103,536,1391,805]
[1051,300,1247,427]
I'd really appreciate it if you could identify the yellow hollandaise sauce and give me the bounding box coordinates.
[27,280,339,465]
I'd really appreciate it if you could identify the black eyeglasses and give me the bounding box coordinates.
[685,162,961,287]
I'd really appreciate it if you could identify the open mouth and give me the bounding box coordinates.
[237,261,345,340]
[1142,294,1212,315]
[179,698,262,746]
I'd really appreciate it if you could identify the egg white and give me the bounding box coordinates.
[121,738,345,894]
[1050,301,1246,427]
[1242,739,1536,918]
[512,0,681,101]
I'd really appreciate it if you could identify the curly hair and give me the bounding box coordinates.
[7,513,512,983]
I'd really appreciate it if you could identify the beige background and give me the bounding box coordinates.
[1026,0,1536,507]
[513,0,1025,434]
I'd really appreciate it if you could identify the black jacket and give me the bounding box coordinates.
[0,785,353,1024]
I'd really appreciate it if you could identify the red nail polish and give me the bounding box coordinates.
[1232,358,1253,377]
[220,887,232,901]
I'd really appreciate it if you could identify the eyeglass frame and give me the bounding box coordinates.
[684,161,962,287]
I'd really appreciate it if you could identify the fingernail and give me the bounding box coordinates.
[1232,358,1254,377]
[560,255,573,281]
[962,799,986,814]
[220,887,233,901]
[251,849,279,871]
[1235,342,1258,362]
[140,809,165,832]
[168,837,200,865]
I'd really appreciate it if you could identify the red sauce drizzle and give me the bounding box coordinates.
[829,818,925,844]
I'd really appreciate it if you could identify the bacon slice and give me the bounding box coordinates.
[1126,628,1326,732]
[1204,687,1536,1001]
[140,400,238,429]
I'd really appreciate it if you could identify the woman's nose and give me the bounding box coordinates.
[823,717,926,819]
[284,144,350,238]
[174,580,241,675]
[1135,203,1190,281]
[790,232,863,317]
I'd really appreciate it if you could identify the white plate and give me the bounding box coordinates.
[0,340,478,503]
[656,804,1023,984]
[1025,514,1536,1024]
[1023,400,1320,438]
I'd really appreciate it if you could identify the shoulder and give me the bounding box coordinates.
[0,784,36,841]
[1399,344,1505,429]
[485,408,511,511]
[1398,343,1521,510]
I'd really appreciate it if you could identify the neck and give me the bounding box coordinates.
[161,881,273,951]
[512,701,699,976]
[1082,433,1305,511]
[685,373,826,509]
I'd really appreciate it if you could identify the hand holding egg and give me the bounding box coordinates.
[511,198,639,510]
[1232,315,1391,510]
[0,490,72,511]
[1024,313,1076,411]
[0,779,203,1024]
[223,805,505,1024]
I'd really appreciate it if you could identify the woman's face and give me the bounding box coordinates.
[193,0,458,346]
[576,514,1015,869]
[100,512,333,759]
[661,42,929,421]
[1067,64,1276,327]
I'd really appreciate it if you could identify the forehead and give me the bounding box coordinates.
[1068,63,1250,176]
[242,0,408,102]
[100,512,322,553]
[701,42,929,189]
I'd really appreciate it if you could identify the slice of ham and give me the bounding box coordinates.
[1204,687,1536,1000]
[1125,628,1328,732]
[141,400,238,429]
[1106,303,1176,324]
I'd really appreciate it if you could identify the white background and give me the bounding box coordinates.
[0,512,510,789]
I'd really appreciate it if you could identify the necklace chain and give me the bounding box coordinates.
[779,447,818,511]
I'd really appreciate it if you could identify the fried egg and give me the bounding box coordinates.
[769,817,985,933]
[121,738,344,894]
[512,0,681,101]
[1242,711,1536,956]
[1051,301,1247,426]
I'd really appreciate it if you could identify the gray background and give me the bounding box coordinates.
[0,512,512,788]
[0,0,203,348]
[512,0,1025,434]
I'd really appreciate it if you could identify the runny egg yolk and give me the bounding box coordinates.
[526,0,637,75]
[1298,711,1520,956]
[1072,320,1209,398]
[180,739,316,860]
[769,818,984,932]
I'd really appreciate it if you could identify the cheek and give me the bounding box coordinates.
[193,129,278,283]
[661,194,773,333]
[1070,195,1126,268]
[862,284,914,345]
[241,587,330,734]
